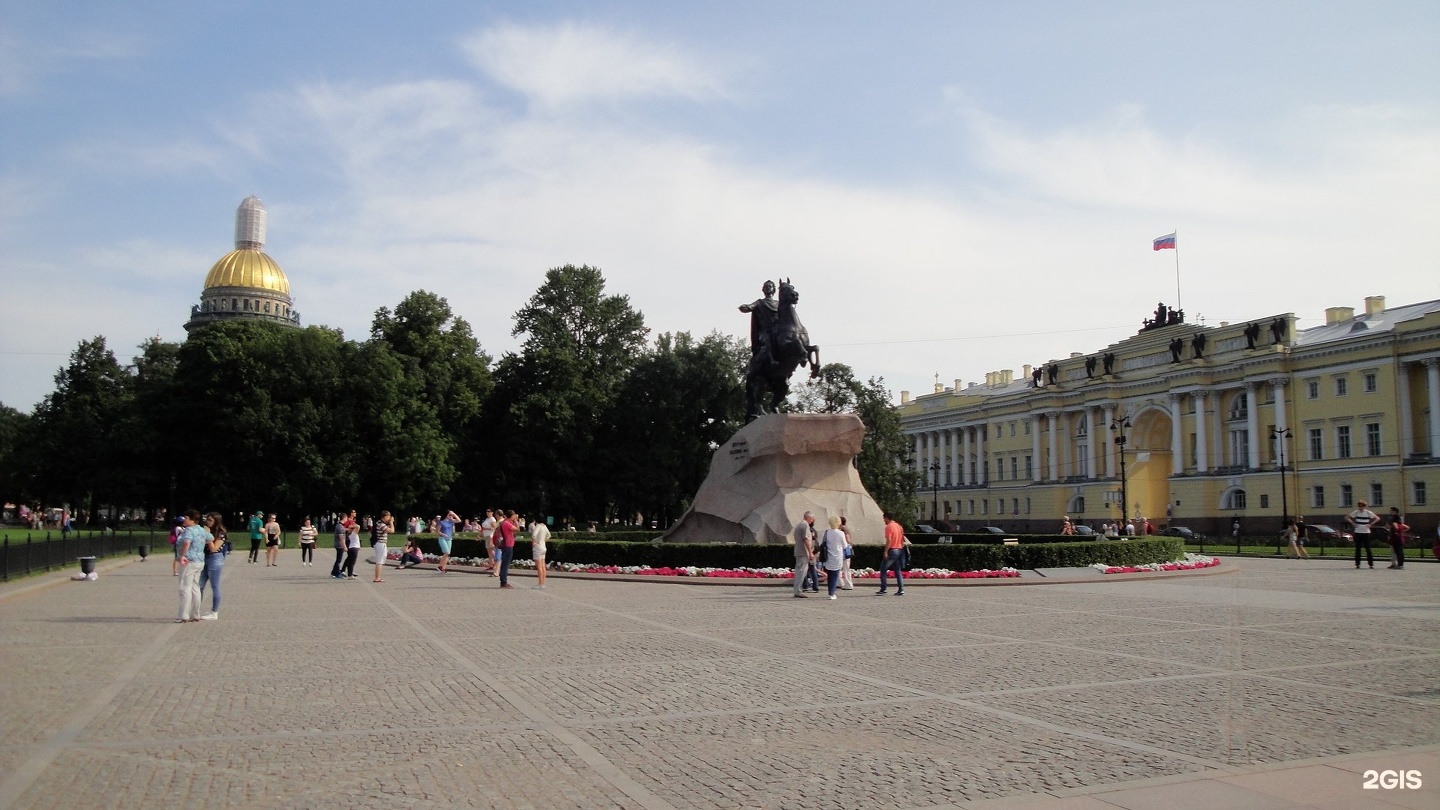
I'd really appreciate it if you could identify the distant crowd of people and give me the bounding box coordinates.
[171,506,555,622]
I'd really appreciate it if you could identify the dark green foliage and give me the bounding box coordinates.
[793,363,920,518]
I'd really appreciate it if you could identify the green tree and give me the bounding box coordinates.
[600,331,746,526]
[350,340,457,513]
[29,337,133,522]
[115,337,182,521]
[793,363,920,520]
[371,291,492,508]
[173,322,363,519]
[0,404,32,509]
[484,265,648,519]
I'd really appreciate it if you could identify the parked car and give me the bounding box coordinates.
[977,526,1006,534]
[1159,526,1204,541]
[915,524,940,533]
[1305,524,1353,543]
[1073,525,1097,536]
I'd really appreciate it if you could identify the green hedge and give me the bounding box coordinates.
[907,533,1102,545]
[400,534,1182,571]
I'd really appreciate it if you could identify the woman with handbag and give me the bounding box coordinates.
[838,516,855,590]
[820,515,847,600]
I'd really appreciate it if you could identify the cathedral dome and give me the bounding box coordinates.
[185,196,301,333]
[203,248,291,295]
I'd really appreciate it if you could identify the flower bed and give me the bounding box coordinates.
[546,562,1020,579]
[1090,553,1220,575]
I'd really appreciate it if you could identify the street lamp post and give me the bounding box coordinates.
[928,460,942,523]
[1111,414,1132,532]
[1271,426,1292,530]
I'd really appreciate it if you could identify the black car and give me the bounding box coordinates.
[1159,526,1203,540]
[977,526,1006,534]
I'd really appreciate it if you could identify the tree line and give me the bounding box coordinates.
[0,265,919,528]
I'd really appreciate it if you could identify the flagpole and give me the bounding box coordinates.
[1173,229,1182,314]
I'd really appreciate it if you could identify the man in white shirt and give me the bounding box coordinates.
[1345,500,1380,569]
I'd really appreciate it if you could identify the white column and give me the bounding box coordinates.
[1087,407,1100,479]
[1170,394,1184,475]
[1214,390,1226,466]
[1047,412,1059,481]
[1397,363,1413,457]
[1271,379,1288,465]
[927,432,938,486]
[946,428,956,486]
[1103,404,1116,478]
[1031,414,1042,481]
[1427,359,1440,456]
[977,425,988,484]
[1195,392,1209,472]
[1246,382,1261,469]
[960,427,970,485]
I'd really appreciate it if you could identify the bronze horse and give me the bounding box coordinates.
[745,278,820,420]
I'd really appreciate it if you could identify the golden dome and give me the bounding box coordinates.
[203,248,291,295]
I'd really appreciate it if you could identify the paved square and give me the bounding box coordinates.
[0,556,1436,809]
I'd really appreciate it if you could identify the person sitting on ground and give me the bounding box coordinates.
[397,535,424,569]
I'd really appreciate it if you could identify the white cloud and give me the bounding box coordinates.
[4,26,1437,413]
[461,22,730,108]
[0,28,145,96]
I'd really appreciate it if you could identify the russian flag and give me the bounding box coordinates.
[1153,232,1177,251]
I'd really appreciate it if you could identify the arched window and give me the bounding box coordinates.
[1229,393,1248,421]
[1221,487,1247,510]
[1067,495,1085,514]
[264,302,271,313]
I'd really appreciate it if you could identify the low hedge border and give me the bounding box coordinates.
[402,535,1182,571]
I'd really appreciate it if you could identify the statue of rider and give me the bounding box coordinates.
[738,280,778,364]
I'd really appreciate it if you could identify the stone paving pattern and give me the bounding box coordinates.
[0,555,1436,809]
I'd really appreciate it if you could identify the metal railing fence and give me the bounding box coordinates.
[1,528,169,582]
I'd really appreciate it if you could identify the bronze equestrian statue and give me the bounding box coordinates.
[739,278,820,421]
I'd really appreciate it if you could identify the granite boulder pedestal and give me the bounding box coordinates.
[661,413,885,545]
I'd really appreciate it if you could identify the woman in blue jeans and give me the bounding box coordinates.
[197,513,228,620]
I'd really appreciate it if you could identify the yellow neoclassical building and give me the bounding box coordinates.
[898,296,1440,537]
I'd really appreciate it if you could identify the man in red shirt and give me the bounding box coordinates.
[876,512,906,596]
[497,511,519,589]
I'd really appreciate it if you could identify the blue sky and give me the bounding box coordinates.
[3,1,1438,412]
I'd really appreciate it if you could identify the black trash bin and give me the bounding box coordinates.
[78,556,97,575]
[138,544,149,560]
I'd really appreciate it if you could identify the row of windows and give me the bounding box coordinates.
[937,498,1033,517]
[1307,423,1383,460]
[1305,372,1378,400]
[202,298,291,317]
[1309,481,1429,508]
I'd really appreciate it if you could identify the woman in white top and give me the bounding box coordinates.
[821,515,847,600]
[838,516,855,590]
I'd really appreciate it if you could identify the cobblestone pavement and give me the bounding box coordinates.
[0,555,1435,809]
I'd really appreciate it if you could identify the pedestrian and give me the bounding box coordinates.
[1060,516,1075,535]
[1231,519,1240,541]
[436,510,458,573]
[1344,500,1380,569]
[247,510,265,564]
[876,512,906,596]
[791,511,817,598]
[343,519,361,579]
[197,512,228,620]
[298,517,317,566]
[371,510,394,582]
[397,534,424,569]
[330,510,353,579]
[530,517,550,589]
[264,513,282,566]
[496,510,518,588]
[838,516,855,590]
[175,510,209,623]
[481,509,498,573]
[169,516,184,576]
[1283,518,1308,559]
[1385,507,1408,570]
[820,515,847,600]
[1124,519,1136,537]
